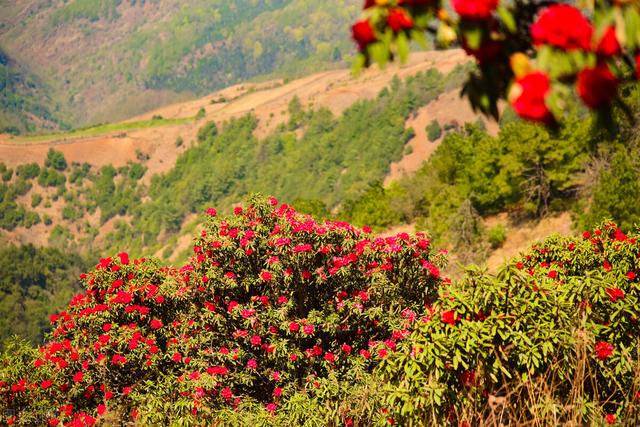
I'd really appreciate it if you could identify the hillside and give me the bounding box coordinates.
[0,0,362,128]
[0,47,67,135]
[0,50,480,256]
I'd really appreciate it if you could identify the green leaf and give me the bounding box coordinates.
[496,6,516,33]
[370,42,389,67]
[463,25,483,50]
[396,32,410,64]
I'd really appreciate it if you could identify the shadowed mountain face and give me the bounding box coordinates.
[0,0,360,128]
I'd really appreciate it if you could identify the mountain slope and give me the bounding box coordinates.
[0,50,476,259]
[0,0,361,127]
[0,47,68,135]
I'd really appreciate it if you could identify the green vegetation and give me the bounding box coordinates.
[14,116,192,143]
[426,118,442,142]
[0,48,67,134]
[45,149,67,171]
[1,203,639,425]
[51,0,122,26]
[116,66,466,253]
[16,163,40,180]
[487,223,507,248]
[338,96,640,263]
[0,245,88,345]
[1,0,363,128]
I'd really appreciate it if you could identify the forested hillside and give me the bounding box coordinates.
[0,245,88,345]
[0,0,361,128]
[0,65,468,261]
[0,48,68,135]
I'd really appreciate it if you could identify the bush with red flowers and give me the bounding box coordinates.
[352,0,640,127]
[382,222,640,425]
[0,195,444,425]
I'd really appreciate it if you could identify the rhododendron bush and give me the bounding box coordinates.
[352,0,640,126]
[382,222,640,425]
[0,195,444,426]
[4,197,640,425]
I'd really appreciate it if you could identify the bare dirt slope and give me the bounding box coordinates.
[0,50,470,185]
[484,212,573,272]
[384,90,500,185]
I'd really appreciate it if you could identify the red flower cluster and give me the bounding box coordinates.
[452,0,498,20]
[595,341,614,360]
[531,5,593,51]
[352,20,376,50]
[511,71,552,123]
[577,64,618,109]
[387,8,413,32]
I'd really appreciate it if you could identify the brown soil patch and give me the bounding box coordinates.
[385,90,500,186]
[485,212,573,272]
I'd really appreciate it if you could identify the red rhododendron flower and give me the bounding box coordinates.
[41,379,53,389]
[595,341,614,360]
[605,414,616,425]
[289,321,299,332]
[531,5,593,51]
[452,0,498,20]
[511,71,553,123]
[441,310,457,325]
[273,387,283,398]
[387,8,413,32]
[606,287,625,302]
[577,64,618,109]
[247,359,258,369]
[172,352,182,362]
[303,324,315,335]
[352,20,376,50]
[596,27,621,57]
[260,271,273,281]
[206,207,217,217]
[421,260,440,279]
[150,319,163,329]
[627,271,637,281]
[221,387,232,400]
[118,252,129,265]
[73,371,83,383]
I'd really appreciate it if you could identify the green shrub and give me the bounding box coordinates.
[381,223,640,425]
[16,163,40,180]
[30,193,42,208]
[487,223,507,248]
[38,168,66,187]
[23,211,40,228]
[197,121,218,142]
[45,148,67,171]
[2,168,13,182]
[426,119,442,142]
